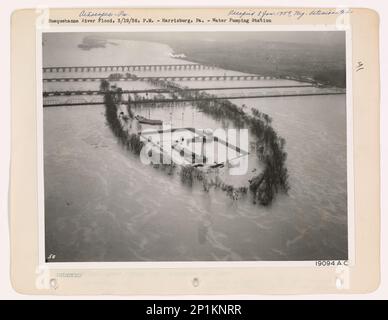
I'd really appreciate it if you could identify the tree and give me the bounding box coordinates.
[115,87,123,103]
[100,79,110,92]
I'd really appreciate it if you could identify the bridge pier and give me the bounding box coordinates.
[44,63,211,73]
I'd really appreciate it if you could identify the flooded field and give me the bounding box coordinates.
[43,33,348,262]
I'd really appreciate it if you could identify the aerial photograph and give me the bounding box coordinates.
[42,31,348,263]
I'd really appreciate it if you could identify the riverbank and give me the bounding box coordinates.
[73,34,346,88]
[167,40,346,88]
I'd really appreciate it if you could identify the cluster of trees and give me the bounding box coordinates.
[180,165,204,187]
[313,69,346,88]
[107,73,124,81]
[179,165,247,201]
[144,79,247,126]
[245,109,289,205]
[103,87,144,155]
[103,77,289,206]
[103,80,178,179]
[144,78,290,206]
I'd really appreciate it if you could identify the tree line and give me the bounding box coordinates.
[102,78,289,206]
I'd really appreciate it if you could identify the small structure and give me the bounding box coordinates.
[135,115,163,126]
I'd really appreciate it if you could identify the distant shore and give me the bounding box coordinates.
[78,34,347,88]
[166,40,346,88]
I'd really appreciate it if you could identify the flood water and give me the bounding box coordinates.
[43,33,348,262]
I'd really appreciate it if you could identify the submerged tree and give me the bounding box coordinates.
[100,79,110,92]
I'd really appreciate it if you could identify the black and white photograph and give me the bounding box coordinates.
[41,30,349,263]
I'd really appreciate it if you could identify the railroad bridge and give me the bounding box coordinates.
[43,90,346,107]
[43,64,215,73]
[43,85,315,97]
[43,75,279,82]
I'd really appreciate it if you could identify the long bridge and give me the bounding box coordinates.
[43,74,286,82]
[43,91,345,108]
[43,64,215,73]
[43,84,316,97]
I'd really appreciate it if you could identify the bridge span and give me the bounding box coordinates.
[43,84,316,97]
[43,91,345,108]
[43,64,215,73]
[43,74,286,82]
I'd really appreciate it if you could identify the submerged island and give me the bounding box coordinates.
[101,77,289,206]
